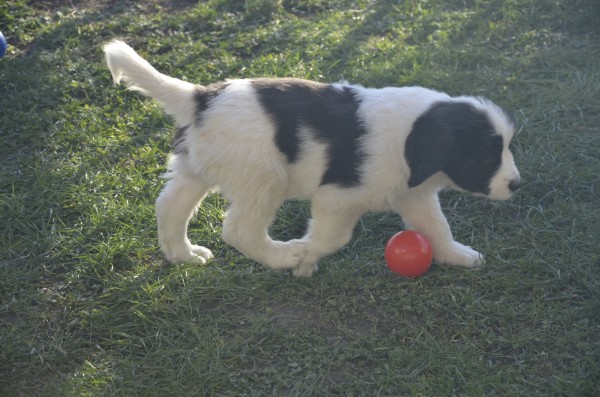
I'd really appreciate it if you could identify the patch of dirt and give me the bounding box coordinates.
[266,301,391,342]
[268,303,323,330]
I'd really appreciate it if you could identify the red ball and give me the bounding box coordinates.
[384,230,433,277]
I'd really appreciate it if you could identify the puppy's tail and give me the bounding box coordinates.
[103,40,196,123]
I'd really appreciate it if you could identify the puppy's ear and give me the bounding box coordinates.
[405,103,462,188]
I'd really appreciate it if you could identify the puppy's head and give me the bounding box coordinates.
[405,98,520,200]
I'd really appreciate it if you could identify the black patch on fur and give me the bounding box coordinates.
[195,82,229,125]
[168,82,229,156]
[173,125,189,154]
[405,101,503,195]
[252,78,367,187]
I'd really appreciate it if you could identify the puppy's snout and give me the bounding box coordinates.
[508,177,521,192]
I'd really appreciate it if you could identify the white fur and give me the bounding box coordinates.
[104,40,520,277]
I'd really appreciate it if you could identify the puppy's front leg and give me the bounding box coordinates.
[395,194,483,268]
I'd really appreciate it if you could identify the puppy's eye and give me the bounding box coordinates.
[481,147,500,158]
[478,150,499,164]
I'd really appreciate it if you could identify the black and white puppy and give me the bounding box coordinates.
[104,40,521,277]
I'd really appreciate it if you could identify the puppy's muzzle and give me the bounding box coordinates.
[508,177,521,193]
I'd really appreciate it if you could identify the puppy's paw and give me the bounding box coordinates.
[264,239,307,270]
[434,242,484,268]
[163,244,213,265]
[292,262,318,277]
[190,245,214,263]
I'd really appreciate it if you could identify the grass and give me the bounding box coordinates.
[1,0,599,395]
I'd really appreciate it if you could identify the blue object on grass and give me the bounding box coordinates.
[0,31,7,57]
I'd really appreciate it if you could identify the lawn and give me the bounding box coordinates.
[1,0,599,395]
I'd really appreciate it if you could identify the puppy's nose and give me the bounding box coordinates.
[509,177,521,192]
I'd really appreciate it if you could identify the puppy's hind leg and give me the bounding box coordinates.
[156,175,214,264]
[294,202,362,277]
[222,189,306,271]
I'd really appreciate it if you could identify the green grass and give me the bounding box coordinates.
[1,0,599,395]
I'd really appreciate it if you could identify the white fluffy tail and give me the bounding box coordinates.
[103,40,196,123]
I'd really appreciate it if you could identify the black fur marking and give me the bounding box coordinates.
[179,82,229,156]
[252,78,367,187]
[405,101,503,195]
[173,125,189,154]
[195,82,229,125]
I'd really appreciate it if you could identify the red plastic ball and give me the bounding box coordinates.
[384,230,433,277]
